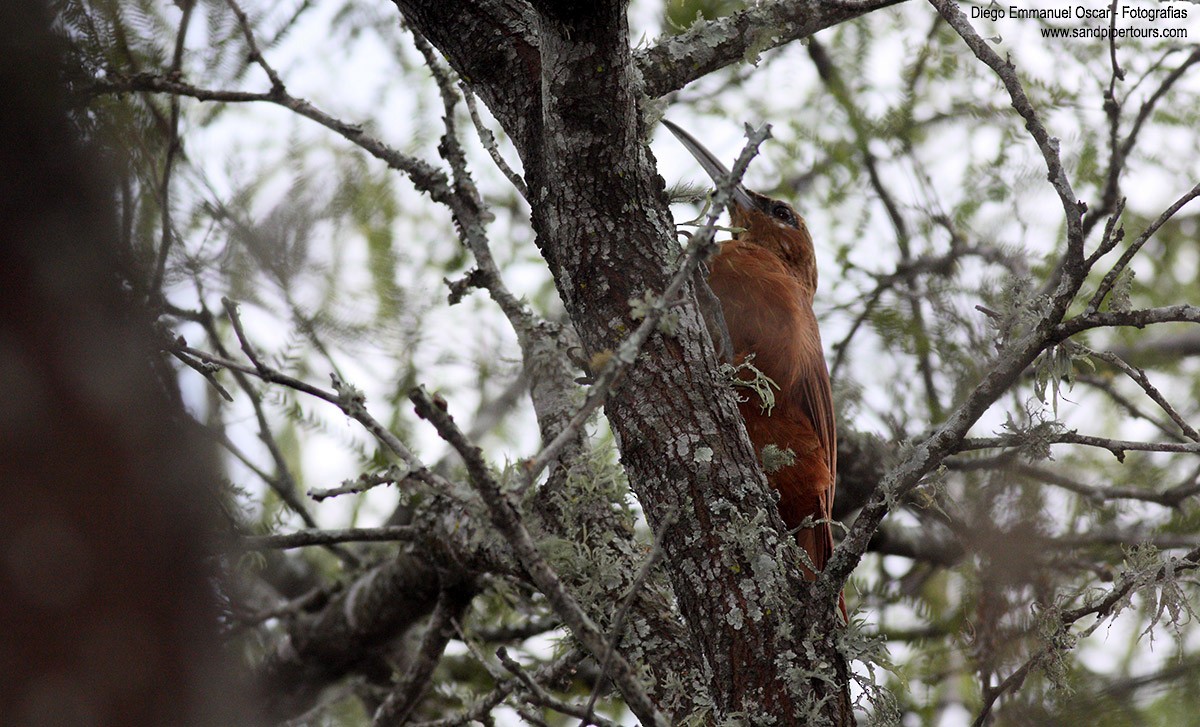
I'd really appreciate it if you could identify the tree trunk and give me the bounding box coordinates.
[398,1,856,722]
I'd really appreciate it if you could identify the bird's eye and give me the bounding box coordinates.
[771,203,797,227]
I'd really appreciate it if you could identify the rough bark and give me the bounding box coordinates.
[397,1,862,722]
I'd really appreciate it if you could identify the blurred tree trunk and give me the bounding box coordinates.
[0,2,243,724]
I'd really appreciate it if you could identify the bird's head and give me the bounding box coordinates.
[663,119,817,291]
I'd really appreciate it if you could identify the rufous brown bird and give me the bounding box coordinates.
[664,119,842,616]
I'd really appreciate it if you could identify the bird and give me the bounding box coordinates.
[663,119,842,617]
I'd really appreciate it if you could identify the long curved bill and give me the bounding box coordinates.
[662,119,756,211]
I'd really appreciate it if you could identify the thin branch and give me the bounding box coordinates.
[308,467,408,502]
[830,281,889,379]
[1069,342,1199,442]
[1083,198,1126,269]
[150,1,192,297]
[224,0,285,93]
[407,648,584,727]
[958,432,1200,461]
[179,300,447,495]
[236,526,419,551]
[928,0,1083,266]
[183,304,334,545]
[580,506,678,726]
[462,84,528,200]
[169,347,233,401]
[496,649,620,727]
[1086,46,1200,239]
[374,590,472,725]
[1085,181,1200,315]
[95,72,453,197]
[1056,304,1200,339]
[408,388,668,727]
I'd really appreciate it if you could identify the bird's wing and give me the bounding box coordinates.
[794,315,838,565]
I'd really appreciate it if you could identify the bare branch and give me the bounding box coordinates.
[1056,304,1200,338]
[224,0,285,92]
[150,2,192,297]
[94,73,453,196]
[1087,47,1200,237]
[180,301,434,479]
[308,467,408,502]
[169,347,233,401]
[959,431,1200,461]
[462,84,528,200]
[236,526,420,551]
[1085,181,1200,315]
[182,304,334,546]
[1069,342,1199,442]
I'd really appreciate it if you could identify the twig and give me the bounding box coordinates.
[224,0,285,92]
[408,387,668,727]
[182,304,336,546]
[958,432,1200,461]
[1086,47,1200,239]
[150,1,193,297]
[462,84,528,199]
[1068,342,1199,442]
[1083,198,1125,270]
[218,297,427,470]
[405,648,583,727]
[404,24,581,466]
[496,649,620,727]
[308,467,408,502]
[95,73,453,199]
[236,526,419,551]
[580,506,678,726]
[1055,303,1200,338]
[1085,181,1200,315]
[169,347,233,401]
